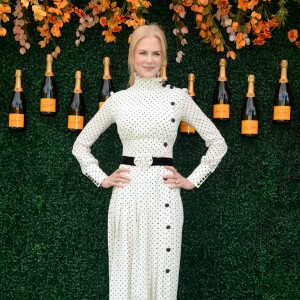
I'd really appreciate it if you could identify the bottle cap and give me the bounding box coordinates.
[103,57,110,65]
[281,60,288,68]
[248,74,255,83]
[75,71,82,79]
[46,54,53,62]
[219,58,226,66]
[188,73,195,81]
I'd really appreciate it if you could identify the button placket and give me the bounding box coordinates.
[164,194,172,300]
[163,96,176,299]
[164,192,172,286]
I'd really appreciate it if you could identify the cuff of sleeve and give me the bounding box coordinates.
[84,164,108,187]
[187,171,212,188]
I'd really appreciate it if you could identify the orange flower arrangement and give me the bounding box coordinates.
[74,0,150,47]
[0,0,151,56]
[170,0,297,62]
[0,0,298,60]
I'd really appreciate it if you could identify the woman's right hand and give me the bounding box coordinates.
[101,168,131,188]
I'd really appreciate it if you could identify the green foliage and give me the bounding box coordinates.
[0,2,300,300]
[277,0,289,26]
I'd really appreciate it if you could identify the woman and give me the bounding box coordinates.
[72,24,227,300]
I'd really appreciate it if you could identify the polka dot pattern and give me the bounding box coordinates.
[72,75,227,299]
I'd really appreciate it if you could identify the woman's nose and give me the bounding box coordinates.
[145,54,153,63]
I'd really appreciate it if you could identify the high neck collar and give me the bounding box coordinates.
[132,73,164,89]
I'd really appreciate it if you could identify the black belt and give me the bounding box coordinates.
[121,156,173,166]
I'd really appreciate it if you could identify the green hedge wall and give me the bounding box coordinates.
[0,1,299,299]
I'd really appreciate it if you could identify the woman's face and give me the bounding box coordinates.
[133,36,163,79]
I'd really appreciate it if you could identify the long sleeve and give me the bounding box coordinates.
[181,90,228,188]
[72,96,115,187]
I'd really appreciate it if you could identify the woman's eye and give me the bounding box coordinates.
[153,52,161,56]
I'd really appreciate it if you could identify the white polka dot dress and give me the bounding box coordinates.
[72,75,227,300]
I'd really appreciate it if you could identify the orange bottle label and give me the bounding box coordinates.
[273,106,291,121]
[241,120,258,135]
[180,121,195,133]
[99,101,105,108]
[9,113,25,128]
[213,104,230,119]
[40,98,56,113]
[68,115,84,130]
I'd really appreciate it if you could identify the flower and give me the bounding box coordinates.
[174,5,186,18]
[288,29,298,43]
[99,16,107,27]
[176,50,184,63]
[102,30,116,43]
[181,26,188,34]
[268,15,280,28]
[38,40,46,48]
[32,5,46,22]
[181,38,187,45]
[287,29,300,47]
[226,50,236,60]
[0,27,7,36]
[182,0,193,7]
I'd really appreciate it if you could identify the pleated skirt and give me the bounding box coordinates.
[108,164,184,300]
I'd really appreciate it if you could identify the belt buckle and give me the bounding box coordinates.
[134,156,153,171]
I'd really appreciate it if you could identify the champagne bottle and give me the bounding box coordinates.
[40,54,58,115]
[68,71,85,132]
[273,60,292,123]
[241,75,258,137]
[99,57,114,109]
[180,73,196,136]
[160,59,169,86]
[213,58,231,121]
[9,69,26,130]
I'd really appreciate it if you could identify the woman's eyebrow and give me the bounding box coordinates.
[137,49,162,52]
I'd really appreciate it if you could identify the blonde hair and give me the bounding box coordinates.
[128,24,167,87]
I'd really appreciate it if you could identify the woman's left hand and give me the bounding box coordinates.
[163,166,196,190]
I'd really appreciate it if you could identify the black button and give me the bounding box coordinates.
[163,178,167,181]
[166,248,171,252]
[163,142,168,147]
[162,82,167,87]
[171,118,175,123]
[166,225,171,229]
[171,102,175,105]
[166,269,170,273]
[170,85,174,89]
[165,203,169,207]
